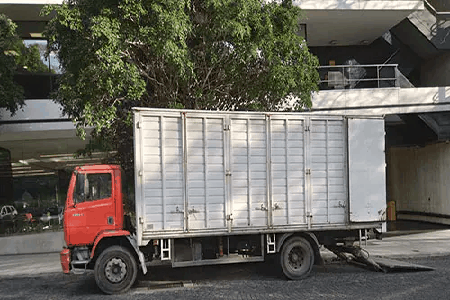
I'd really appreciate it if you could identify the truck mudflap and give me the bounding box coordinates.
[325,245,434,273]
[60,248,70,274]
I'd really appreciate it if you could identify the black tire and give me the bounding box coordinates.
[280,236,314,280]
[94,246,138,295]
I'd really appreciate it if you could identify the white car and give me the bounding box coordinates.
[0,205,18,220]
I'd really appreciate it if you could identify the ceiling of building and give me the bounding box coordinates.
[1,1,424,46]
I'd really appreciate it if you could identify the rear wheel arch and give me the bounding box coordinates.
[279,235,315,280]
[276,232,322,265]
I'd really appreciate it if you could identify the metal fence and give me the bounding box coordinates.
[318,64,400,90]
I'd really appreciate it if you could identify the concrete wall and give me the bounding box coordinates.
[422,52,450,87]
[388,143,450,224]
[0,231,64,255]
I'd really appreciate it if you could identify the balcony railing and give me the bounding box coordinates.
[425,0,450,20]
[427,0,450,12]
[318,64,402,90]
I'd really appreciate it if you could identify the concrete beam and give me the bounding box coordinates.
[309,86,450,115]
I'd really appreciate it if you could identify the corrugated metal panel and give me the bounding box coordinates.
[230,117,268,228]
[133,109,384,243]
[186,116,227,230]
[270,117,307,226]
[310,119,346,225]
[141,116,184,232]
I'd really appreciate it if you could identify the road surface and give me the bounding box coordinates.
[0,253,447,299]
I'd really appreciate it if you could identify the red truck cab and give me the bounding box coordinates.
[60,165,145,294]
[63,165,125,246]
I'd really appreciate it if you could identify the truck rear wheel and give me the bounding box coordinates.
[94,245,138,294]
[280,236,314,280]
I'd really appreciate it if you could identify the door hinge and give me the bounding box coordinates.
[136,121,140,129]
[305,126,310,132]
[224,124,230,131]
[305,168,311,175]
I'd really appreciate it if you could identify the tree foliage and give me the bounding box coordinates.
[0,14,24,115]
[43,0,319,176]
[1,14,54,116]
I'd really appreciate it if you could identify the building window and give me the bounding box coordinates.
[22,39,61,74]
[12,39,61,99]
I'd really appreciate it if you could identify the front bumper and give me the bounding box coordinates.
[60,248,71,274]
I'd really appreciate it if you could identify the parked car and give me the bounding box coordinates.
[0,205,18,221]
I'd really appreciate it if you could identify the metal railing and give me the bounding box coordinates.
[426,0,450,12]
[318,64,400,90]
[425,0,450,20]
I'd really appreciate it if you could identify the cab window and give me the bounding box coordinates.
[73,173,112,203]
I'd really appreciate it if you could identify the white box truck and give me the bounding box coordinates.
[60,108,386,294]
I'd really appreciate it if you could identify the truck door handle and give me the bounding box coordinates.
[273,203,281,210]
[256,204,268,211]
[188,207,199,214]
[172,206,184,214]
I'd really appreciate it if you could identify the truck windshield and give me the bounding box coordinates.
[73,173,112,204]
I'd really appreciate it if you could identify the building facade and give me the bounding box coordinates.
[2,0,450,224]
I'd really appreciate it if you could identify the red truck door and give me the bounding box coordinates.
[65,170,117,246]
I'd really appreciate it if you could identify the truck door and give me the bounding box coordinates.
[185,114,227,231]
[309,118,347,226]
[269,116,308,227]
[229,115,269,229]
[348,118,386,222]
[66,171,115,245]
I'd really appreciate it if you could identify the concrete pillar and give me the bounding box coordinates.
[0,148,13,206]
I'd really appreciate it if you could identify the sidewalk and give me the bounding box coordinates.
[322,221,450,260]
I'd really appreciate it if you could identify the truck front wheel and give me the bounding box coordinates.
[280,236,314,280]
[94,245,138,294]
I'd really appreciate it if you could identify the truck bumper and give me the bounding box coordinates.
[60,248,71,274]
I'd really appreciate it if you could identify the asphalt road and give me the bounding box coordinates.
[0,253,448,300]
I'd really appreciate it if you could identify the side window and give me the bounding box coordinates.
[74,173,86,204]
[73,173,112,203]
[86,173,112,201]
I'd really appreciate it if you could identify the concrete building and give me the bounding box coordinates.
[2,0,450,225]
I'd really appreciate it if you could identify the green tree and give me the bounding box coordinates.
[43,0,319,176]
[0,14,24,115]
[1,14,55,116]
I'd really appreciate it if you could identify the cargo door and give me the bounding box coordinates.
[348,118,386,222]
[185,114,227,231]
[138,114,185,232]
[229,115,269,228]
[309,118,347,226]
[269,116,308,227]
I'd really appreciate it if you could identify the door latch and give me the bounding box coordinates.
[256,204,268,211]
[273,203,281,210]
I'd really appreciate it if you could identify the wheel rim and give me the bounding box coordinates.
[287,245,305,271]
[105,257,127,283]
